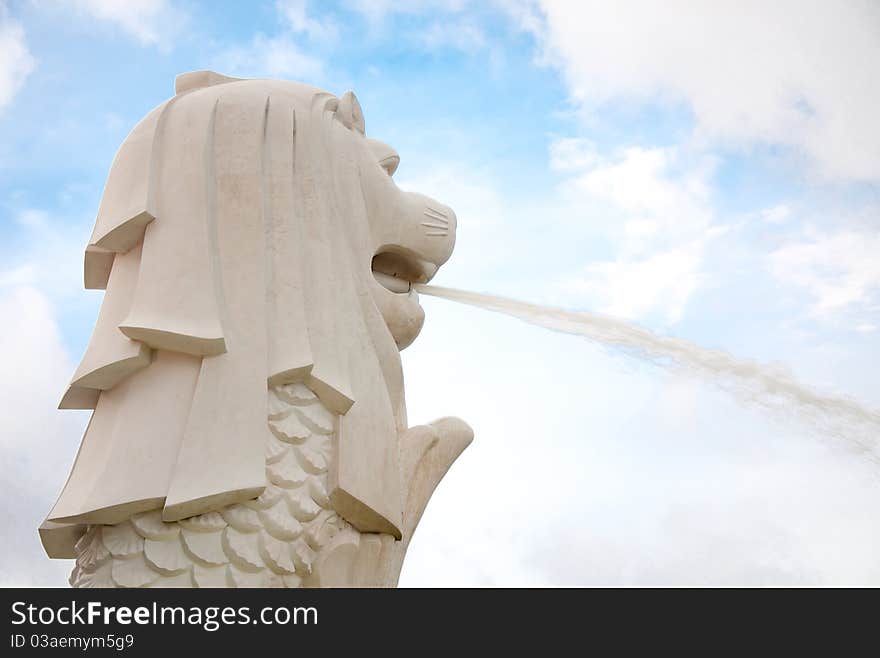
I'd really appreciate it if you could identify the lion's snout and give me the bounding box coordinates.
[391,191,457,274]
[369,190,457,351]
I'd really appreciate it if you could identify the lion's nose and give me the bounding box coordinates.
[392,191,457,272]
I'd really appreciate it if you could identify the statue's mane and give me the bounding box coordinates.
[43,75,406,556]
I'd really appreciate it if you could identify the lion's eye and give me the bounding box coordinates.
[366,138,400,177]
[378,154,400,177]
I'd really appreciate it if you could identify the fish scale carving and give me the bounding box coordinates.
[68,383,394,587]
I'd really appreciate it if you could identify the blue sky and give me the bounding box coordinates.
[1,0,879,586]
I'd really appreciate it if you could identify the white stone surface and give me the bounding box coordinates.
[40,71,472,587]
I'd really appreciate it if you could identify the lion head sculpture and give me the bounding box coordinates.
[40,71,471,569]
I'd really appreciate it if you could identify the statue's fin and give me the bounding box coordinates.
[174,70,242,95]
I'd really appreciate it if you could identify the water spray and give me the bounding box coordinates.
[416,284,880,463]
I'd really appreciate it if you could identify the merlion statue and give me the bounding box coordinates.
[39,70,472,587]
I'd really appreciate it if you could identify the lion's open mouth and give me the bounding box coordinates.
[371,250,437,294]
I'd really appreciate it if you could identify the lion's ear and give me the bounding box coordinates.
[335,91,365,135]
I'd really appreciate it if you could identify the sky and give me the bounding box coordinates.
[1,0,879,586]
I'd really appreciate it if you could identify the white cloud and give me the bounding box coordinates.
[277,0,338,43]
[0,5,36,110]
[0,286,84,586]
[769,229,880,318]
[15,208,49,229]
[216,33,325,82]
[2,207,92,302]
[561,241,706,325]
[215,2,335,83]
[0,287,77,485]
[345,0,468,26]
[0,206,98,585]
[524,1,880,182]
[549,137,597,171]
[551,144,719,324]
[761,203,792,225]
[420,19,487,53]
[63,0,186,48]
[568,147,714,244]
[342,0,495,57]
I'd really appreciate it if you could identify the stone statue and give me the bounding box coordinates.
[39,71,472,587]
